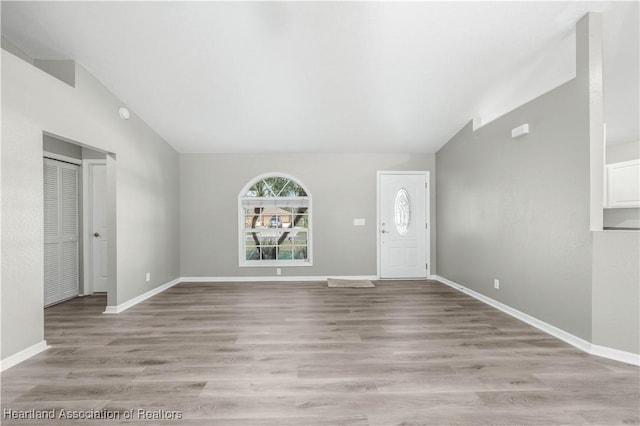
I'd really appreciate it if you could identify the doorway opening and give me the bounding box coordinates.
[42,133,113,309]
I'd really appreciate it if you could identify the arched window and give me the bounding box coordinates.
[238,173,312,266]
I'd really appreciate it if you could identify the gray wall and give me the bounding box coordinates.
[604,208,640,229]
[436,12,640,355]
[436,17,595,339]
[33,59,76,87]
[1,36,32,64]
[82,146,106,160]
[43,134,82,159]
[180,153,435,278]
[592,231,640,353]
[606,141,640,164]
[2,49,180,360]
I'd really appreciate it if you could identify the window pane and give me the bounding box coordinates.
[285,181,306,196]
[291,231,307,245]
[394,188,411,236]
[294,246,308,260]
[245,207,268,229]
[291,214,308,228]
[244,207,263,216]
[246,215,263,229]
[269,214,283,228]
[260,234,277,245]
[245,176,307,197]
[245,233,257,243]
[278,245,292,260]
[260,246,277,259]
[246,246,259,260]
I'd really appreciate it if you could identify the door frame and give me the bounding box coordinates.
[82,159,107,295]
[376,171,430,279]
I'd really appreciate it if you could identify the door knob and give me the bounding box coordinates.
[93,232,101,238]
[381,229,388,234]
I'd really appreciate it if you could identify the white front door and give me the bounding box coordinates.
[379,172,428,279]
[90,164,108,292]
[44,158,80,306]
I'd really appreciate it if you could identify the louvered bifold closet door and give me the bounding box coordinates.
[44,161,60,306]
[44,158,80,306]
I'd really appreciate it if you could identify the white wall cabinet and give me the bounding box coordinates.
[605,159,640,208]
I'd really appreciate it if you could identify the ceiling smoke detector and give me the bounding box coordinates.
[118,107,130,120]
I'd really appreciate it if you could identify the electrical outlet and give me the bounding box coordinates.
[276,268,282,276]
[146,272,151,282]
[494,279,500,289]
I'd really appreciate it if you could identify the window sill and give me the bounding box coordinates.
[239,260,313,268]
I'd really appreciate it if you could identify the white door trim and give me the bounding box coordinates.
[82,159,107,296]
[376,171,430,279]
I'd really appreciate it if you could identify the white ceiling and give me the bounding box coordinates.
[2,1,638,153]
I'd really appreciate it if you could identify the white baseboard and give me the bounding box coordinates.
[180,275,380,283]
[591,343,640,366]
[103,278,181,314]
[433,275,640,367]
[0,340,49,372]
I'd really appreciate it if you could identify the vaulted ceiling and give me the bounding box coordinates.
[2,1,638,153]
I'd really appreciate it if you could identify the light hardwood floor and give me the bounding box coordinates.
[1,280,639,425]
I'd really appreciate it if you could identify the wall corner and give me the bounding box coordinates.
[577,12,605,231]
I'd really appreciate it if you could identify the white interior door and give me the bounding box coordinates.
[90,164,108,292]
[44,158,79,306]
[379,172,428,279]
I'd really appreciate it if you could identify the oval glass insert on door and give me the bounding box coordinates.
[394,188,411,235]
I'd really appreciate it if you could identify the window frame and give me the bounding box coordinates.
[238,173,313,267]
